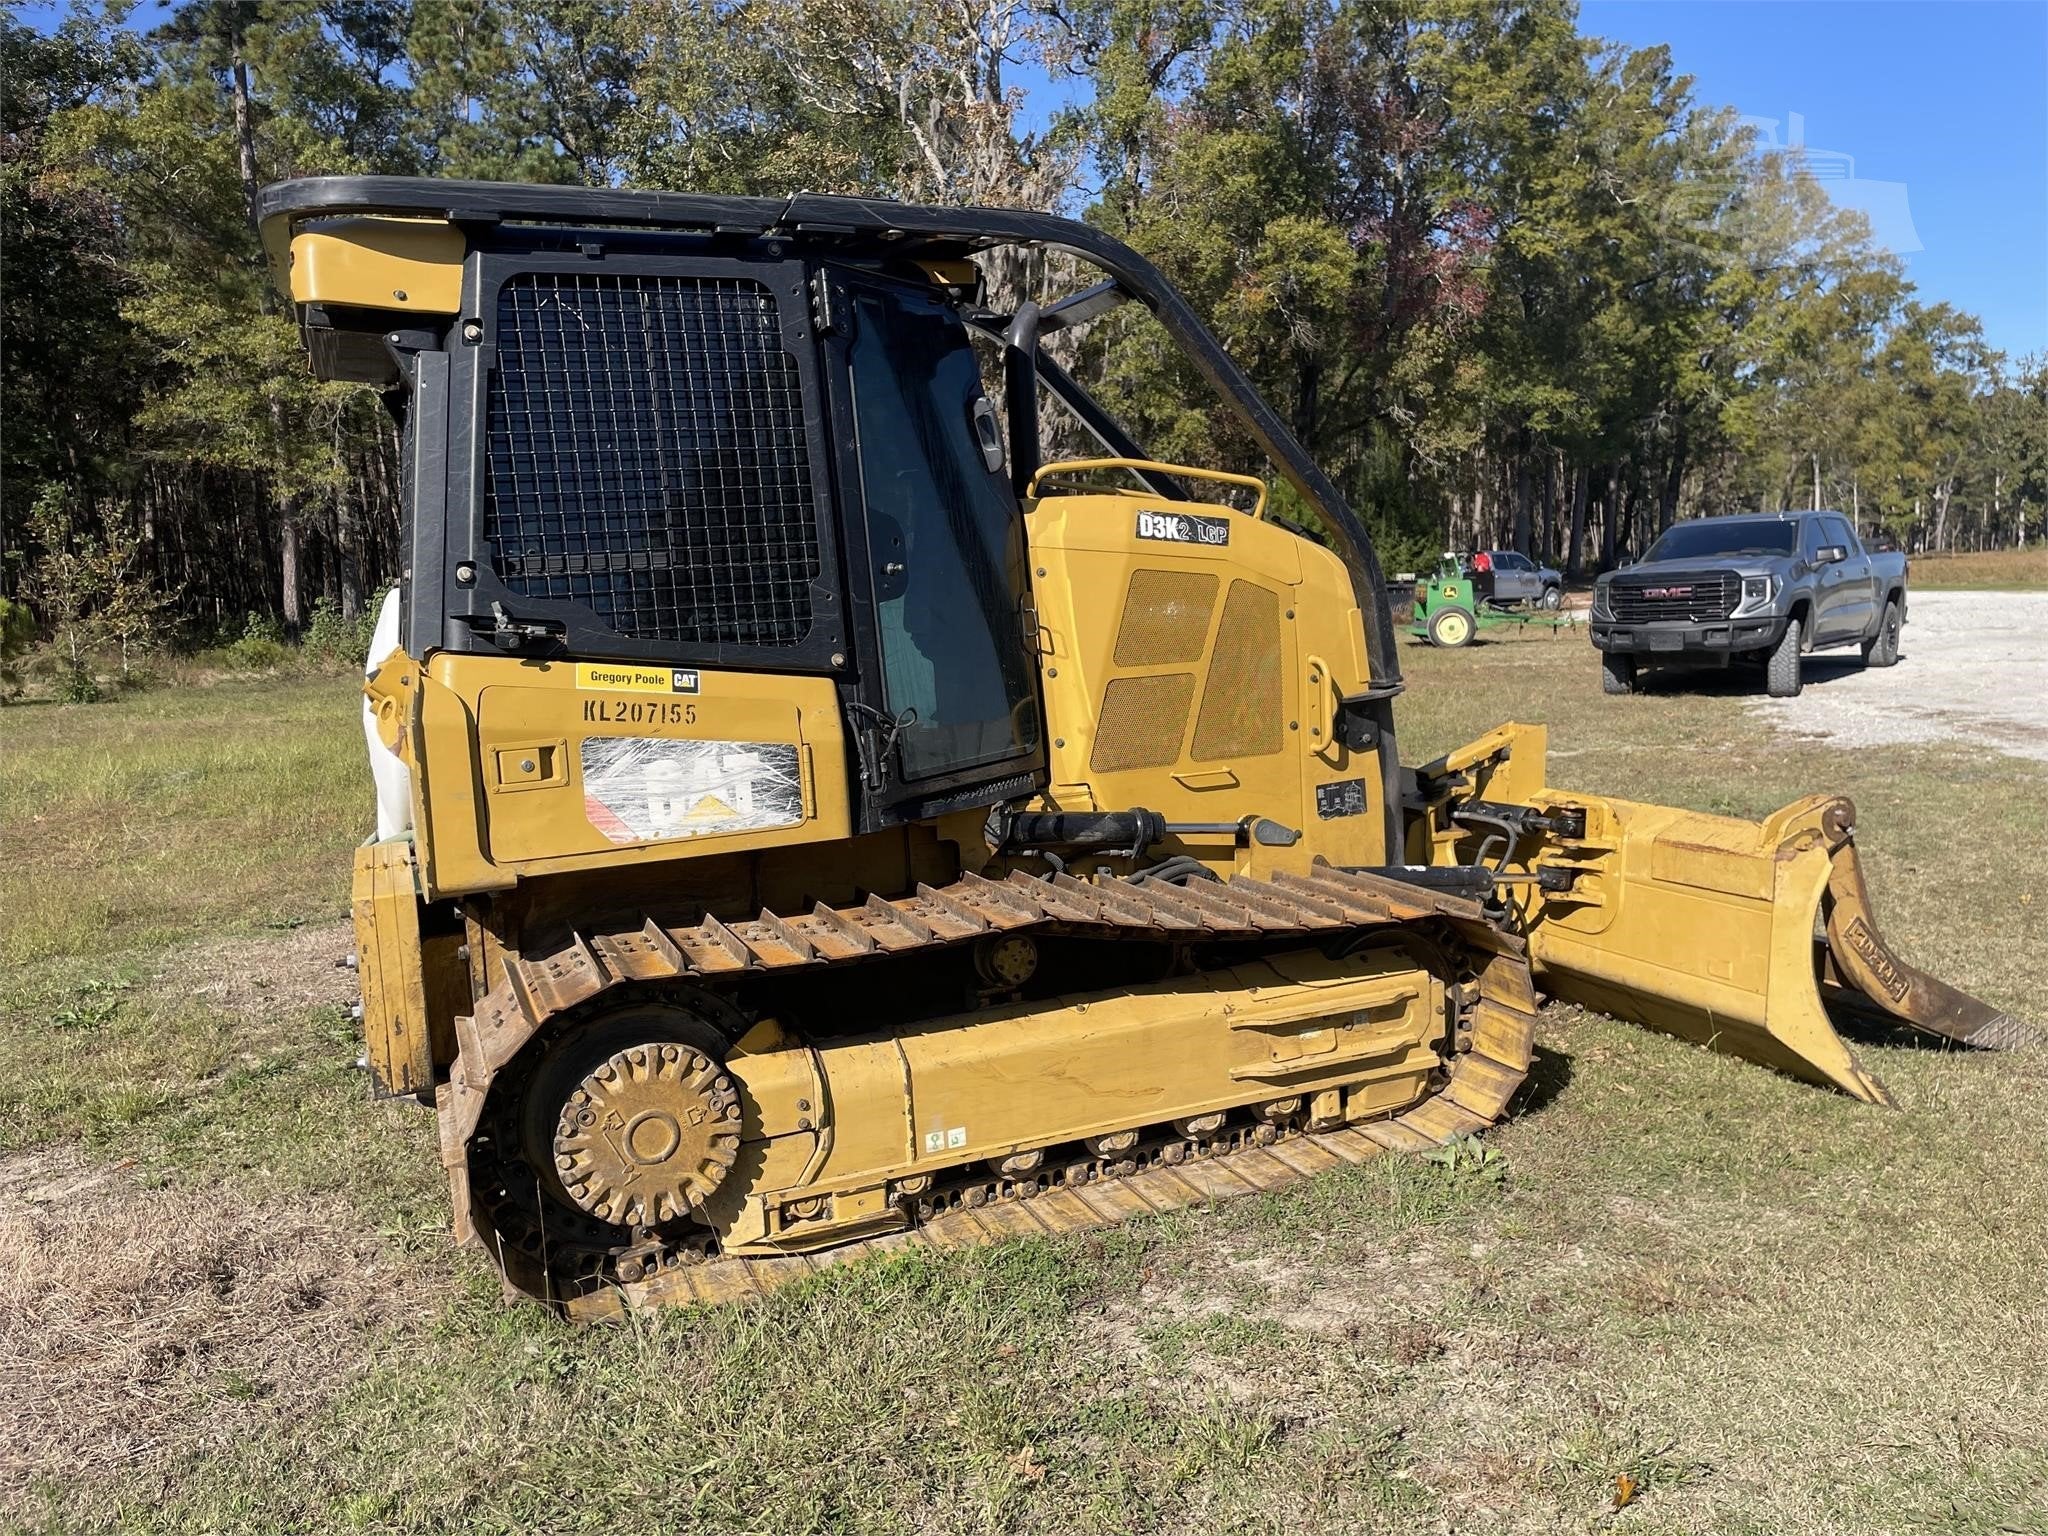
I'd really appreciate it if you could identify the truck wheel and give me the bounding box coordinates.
[1765,617,1803,697]
[1540,584,1563,611]
[1861,597,1901,668]
[1601,651,1635,695]
[1428,606,1475,648]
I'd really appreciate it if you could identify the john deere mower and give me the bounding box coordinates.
[1412,555,1578,648]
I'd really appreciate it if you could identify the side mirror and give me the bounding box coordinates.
[1818,544,1848,564]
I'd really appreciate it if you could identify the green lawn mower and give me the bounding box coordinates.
[1410,555,1579,648]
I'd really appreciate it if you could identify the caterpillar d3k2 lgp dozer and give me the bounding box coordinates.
[260,178,2021,1319]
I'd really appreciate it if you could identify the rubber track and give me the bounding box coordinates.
[442,859,1538,1313]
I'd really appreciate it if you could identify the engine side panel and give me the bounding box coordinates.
[1025,489,1390,873]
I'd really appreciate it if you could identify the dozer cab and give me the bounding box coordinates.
[260,178,2021,1318]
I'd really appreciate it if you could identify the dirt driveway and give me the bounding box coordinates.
[1750,588,2048,763]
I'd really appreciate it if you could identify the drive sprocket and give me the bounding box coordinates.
[550,1041,742,1226]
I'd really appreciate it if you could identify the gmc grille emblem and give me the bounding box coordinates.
[1642,586,1691,598]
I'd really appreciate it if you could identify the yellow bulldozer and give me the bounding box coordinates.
[260,178,2020,1319]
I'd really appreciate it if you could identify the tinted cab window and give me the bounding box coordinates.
[844,279,1040,781]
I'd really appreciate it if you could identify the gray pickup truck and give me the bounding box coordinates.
[1590,510,1907,697]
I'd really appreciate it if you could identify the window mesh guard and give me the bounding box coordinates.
[484,271,822,648]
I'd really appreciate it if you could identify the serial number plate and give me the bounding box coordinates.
[582,698,698,726]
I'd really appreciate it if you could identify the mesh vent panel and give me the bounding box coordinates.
[1091,673,1197,773]
[1192,581,1283,761]
[484,271,821,647]
[1114,569,1219,667]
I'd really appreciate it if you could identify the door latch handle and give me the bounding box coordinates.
[1018,598,1053,656]
[1304,653,1338,750]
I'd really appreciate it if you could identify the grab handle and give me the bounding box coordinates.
[1026,457,1268,518]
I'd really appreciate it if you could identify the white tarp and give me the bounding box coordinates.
[581,736,804,844]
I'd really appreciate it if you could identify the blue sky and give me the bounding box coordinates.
[21,0,2044,358]
[1580,1,2047,361]
[1018,1,2047,361]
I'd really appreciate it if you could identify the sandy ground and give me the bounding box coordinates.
[155,919,360,1020]
[1750,589,2048,763]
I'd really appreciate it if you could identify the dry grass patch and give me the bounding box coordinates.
[156,919,364,1022]
[0,1147,453,1518]
[1907,547,2047,589]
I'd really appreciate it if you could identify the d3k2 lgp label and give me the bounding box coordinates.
[1135,509,1231,546]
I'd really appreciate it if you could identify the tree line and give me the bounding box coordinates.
[5,0,2044,649]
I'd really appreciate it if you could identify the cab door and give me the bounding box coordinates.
[820,269,1045,826]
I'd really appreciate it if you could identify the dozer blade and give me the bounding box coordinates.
[1817,831,2037,1052]
[1437,727,2032,1104]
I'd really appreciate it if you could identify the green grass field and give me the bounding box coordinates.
[0,677,368,967]
[2,635,2043,1536]
[1905,546,2047,590]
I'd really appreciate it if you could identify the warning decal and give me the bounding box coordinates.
[1315,779,1368,820]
